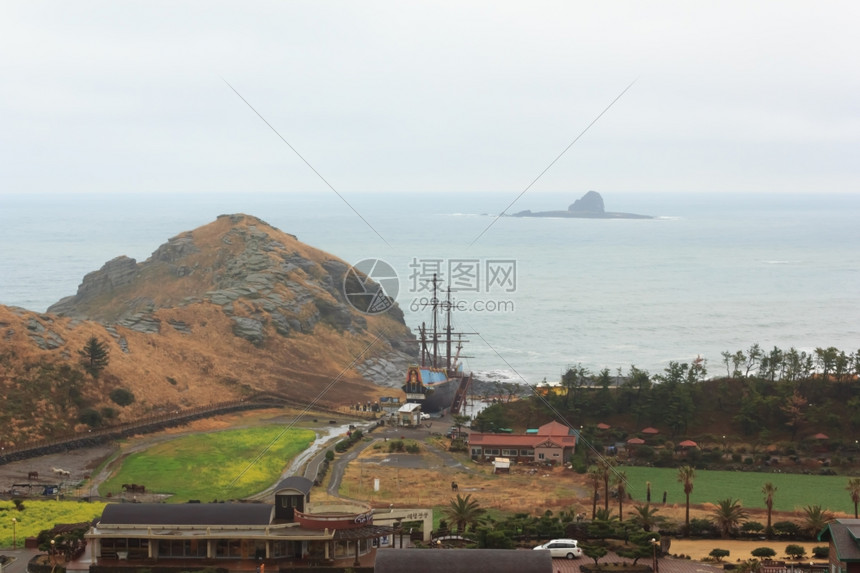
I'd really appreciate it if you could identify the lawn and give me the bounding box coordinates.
[0,499,107,549]
[99,426,315,502]
[618,466,859,514]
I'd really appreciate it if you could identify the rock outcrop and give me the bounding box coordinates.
[0,214,416,444]
[568,190,605,214]
[512,191,652,219]
[47,214,409,347]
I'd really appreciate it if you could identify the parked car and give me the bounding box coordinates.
[420,412,431,420]
[533,539,582,559]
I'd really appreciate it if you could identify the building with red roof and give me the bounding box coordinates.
[467,421,577,465]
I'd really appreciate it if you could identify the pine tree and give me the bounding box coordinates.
[78,336,109,377]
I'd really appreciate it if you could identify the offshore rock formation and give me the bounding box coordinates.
[512,191,652,219]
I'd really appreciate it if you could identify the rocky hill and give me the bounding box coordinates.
[0,214,415,445]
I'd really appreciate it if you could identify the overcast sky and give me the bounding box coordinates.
[2,1,858,195]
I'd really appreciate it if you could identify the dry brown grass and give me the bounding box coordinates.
[0,215,412,443]
[336,439,594,515]
[332,436,841,546]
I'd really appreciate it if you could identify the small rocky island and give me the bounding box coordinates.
[512,190,652,219]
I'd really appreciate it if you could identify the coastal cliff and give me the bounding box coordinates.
[512,191,652,219]
[0,214,415,444]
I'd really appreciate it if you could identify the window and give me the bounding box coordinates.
[538,453,545,460]
[215,539,242,558]
[101,538,148,559]
[519,449,534,456]
[157,539,207,558]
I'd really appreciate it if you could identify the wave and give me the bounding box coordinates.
[473,369,529,385]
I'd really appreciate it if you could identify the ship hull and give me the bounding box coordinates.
[418,378,460,413]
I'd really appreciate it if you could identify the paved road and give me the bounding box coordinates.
[0,549,41,573]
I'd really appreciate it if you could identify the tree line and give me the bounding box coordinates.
[474,344,860,441]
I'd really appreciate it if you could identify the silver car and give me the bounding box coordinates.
[533,538,583,559]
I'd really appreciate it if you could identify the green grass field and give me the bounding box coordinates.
[0,499,107,549]
[99,426,316,502]
[616,466,859,514]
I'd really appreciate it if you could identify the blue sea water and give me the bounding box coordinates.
[1,191,859,384]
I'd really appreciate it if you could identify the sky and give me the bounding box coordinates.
[2,1,859,196]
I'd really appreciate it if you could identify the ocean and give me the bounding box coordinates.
[1,191,859,385]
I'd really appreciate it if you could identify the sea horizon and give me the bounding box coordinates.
[2,190,858,385]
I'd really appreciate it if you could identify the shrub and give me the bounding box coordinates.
[742,521,765,534]
[709,549,730,562]
[405,442,420,454]
[812,546,829,559]
[751,547,776,559]
[334,440,351,453]
[78,408,103,427]
[449,437,468,452]
[388,440,405,452]
[785,544,807,559]
[324,450,335,461]
[109,388,135,406]
[773,521,801,538]
[689,518,719,537]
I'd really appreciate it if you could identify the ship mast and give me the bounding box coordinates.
[445,284,453,375]
[419,322,428,367]
[431,274,439,368]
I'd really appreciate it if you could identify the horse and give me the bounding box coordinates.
[28,471,39,480]
[451,481,458,492]
[52,467,71,477]
[122,483,146,494]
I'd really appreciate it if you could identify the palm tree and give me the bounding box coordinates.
[443,493,487,533]
[847,478,860,519]
[677,465,695,536]
[801,504,834,538]
[613,469,628,521]
[762,482,777,537]
[712,498,749,538]
[600,458,614,512]
[587,465,602,519]
[629,503,664,532]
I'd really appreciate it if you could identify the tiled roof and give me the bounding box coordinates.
[538,421,573,435]
[468,433,575,447]
[375,548,552,573]
[99,503,274,527]
[274,476,313,495]
[820,519,860,562]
